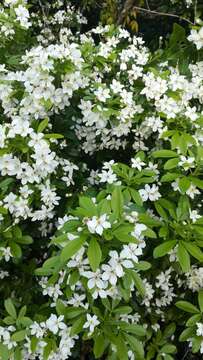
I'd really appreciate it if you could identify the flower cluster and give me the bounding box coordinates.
[0,0,203,359]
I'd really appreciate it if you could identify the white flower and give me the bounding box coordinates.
[67,294,87,308]
[131,223,147,240]
[94,87,110,102]
[98,169,117,184]
[0,247,13,262]
[30,322,45,338]
[188,27,203,50]
[186,184,200,199]
[82,270,105,290]
[83,314,100,334]
[196,323,203,336]
[46,314,66,334]
[15,5,31,29]
[186,267,203,292]
[139,184,161,202]
[102,264,118,285]
[110,79,124,93]
[185,106,198,122]
[200,340,203,354]
[86,214,111,235]
[189,209,201,223]
[131,157,145,171]
[109,250,133,278]
[178,156,195,170]
[128,350,135,360]
[120,243,143,263]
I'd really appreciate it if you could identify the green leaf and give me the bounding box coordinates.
[198,290,203,313]
[143,228,157,238]
[192,336,202,353]
[124,333,144,359]
[66,307,86,319]
[189,177,203,189]
[177,242,190,272]
[161,173,180,182]
[18,305,27,318]
[179,327,195,341]
[169,23,186,46]
[131,271,145,297]
[113,225,136,243]
[160,345,176,354]
[60,236,85,263]
[10,242,22,258]
[35,268,54,276]
[3,316,15,325]
[44,133,64,139]
[152,150,178,158]
[14,348,22,360]
[93,334,106,358]
[176,195,190,221]
[164,158,179,170]
[15,235,33,244]
[37,118,48,133]
[11,330,27,342]
[4,298,17,319]
[70,315,86,336]
[130,188,143,206]
[114,334,128,360]
[175,301,199,313]
[153,240,177,258]
[138,214,162,226]
[134,261,151,271]
[113,306,132,314]
[186,314,201,327]
[79,196,97,216]
[111,186,123,218]
[154,202,168,220]
[56,300,67,316]
[178,177,191,193]
[183,242,203,262]
[17,316,32,327]
[163,323,176,338]
[0,344,9,360]
[119,323,146,336]
[88,238,102,271]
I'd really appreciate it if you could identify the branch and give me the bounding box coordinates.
[133,6,195,25]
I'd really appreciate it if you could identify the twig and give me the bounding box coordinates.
[145,0,151,10]
[132,5,195,25]
[182,348,190,360]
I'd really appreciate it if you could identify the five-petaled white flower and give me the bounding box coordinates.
[83,314,100,334]
[131,157,145,171]
[86,214,111,235]
[46,314,66,334]
[139,184,161,202]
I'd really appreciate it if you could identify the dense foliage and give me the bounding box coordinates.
[0,0,203,359]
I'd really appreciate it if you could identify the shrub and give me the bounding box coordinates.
[0,1,203,359]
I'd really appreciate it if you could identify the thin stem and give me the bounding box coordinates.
[145,0,151,10]
[194,0,197,23]
[133,5,195,26]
